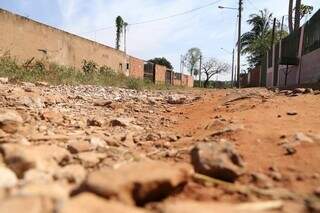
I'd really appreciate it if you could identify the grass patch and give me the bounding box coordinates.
[0,55,183,90]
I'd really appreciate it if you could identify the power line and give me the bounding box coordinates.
[129,0,224,26]
[82,0,224,34]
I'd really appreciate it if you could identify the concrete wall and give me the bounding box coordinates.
[154,64,166,83]
[0,9,131,73]
[300,48,320,84]
[129,56,144,79]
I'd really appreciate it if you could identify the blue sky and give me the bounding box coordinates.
[0,0,318,80]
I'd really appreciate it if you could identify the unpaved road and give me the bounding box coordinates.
[0,81,319,212]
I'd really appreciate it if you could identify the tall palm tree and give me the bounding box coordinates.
[115,16,124,50]
[288,0,294,33]
[241,9,274,68]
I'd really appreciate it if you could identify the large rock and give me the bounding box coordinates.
[61,193,146,213]
[0,196,54,213]
[0,110,23,134]
[85,161,192,206]
[0,144,70,177]
[0,166,18,188]
[191,142,244,182]
[167,95,187,104]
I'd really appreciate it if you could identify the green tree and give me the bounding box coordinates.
[115,16,125,50]
[241,9,287,68]
[148,57,173,70]
[288,1,313,33]
[183,48,202,76]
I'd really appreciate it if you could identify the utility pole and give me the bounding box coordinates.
[237,0,243,88]
[231,48,235,87]
[199,55,202,88]
[123,22,128,76]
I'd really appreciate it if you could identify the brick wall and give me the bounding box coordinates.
[154,64,166,83]
[129,56,144,79]
[0,9,132,73]
[248,66,260,87]
[181,74,194,88]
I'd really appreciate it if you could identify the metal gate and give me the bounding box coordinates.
[144,62,155,82]
[165,70,172,85]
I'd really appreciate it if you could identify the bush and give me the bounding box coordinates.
[82,59,98,73]
[0,55,180,91]
[126,78,144,90]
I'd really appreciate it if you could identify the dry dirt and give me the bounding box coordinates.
[0,80,319,213]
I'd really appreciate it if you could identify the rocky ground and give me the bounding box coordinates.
[0,77,319,213]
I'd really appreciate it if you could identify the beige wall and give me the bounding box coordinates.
[0,9,128,72]
[155,64,166,83]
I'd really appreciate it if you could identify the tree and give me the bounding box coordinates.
[241,9,287,68]
[294,0,302,30]
[183,48,202,76]
[288,1,314,33]
[299,4,314,20]
[115,16,125,50]
[241,9,273,68]
[148,57,173,70]
[202,58,230,88]
[288,0,294,33]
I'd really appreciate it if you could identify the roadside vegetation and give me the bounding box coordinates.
[0,55,178,90]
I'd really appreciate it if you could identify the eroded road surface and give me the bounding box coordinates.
[0,80,320,213]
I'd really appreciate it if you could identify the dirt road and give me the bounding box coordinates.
[0,81,319,212]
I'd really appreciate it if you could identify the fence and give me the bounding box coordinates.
[245,9,320,88]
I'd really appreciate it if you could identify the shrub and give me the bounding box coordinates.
[82,59,98,73]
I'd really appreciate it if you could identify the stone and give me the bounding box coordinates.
[40,110,64,124]
[251,173,273,189]
[18,94,45,109]
[60,193,146,213]
[167,95,187,104]
[158,200,284,213]
[0,77,9,84]
[35,81,48,87]
[287,111,298,116]
[191,142,244,182]
[305,197,320,213]
[283,144,297,155]
[85,161,192,205]
[89,137,106,149]
[67,140,92,154]
[295,132,314,143]
[109,118,133,127]
[0,196,54,213]
[0,110,23,134]
[305,88,314,94]
[15,183,69,202]
[293,88,306,94]
[87,118,103,127]
[94,100,112,107]
[0,144,70,177]
[53,164,86,185]
[76,152,106,167]
[145,133,161,141]
[315,187,320,197]
[0,166,18,188]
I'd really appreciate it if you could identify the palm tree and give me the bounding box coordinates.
[240,9,274,68]
[115,16,124,50]
[288,0,294,33]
